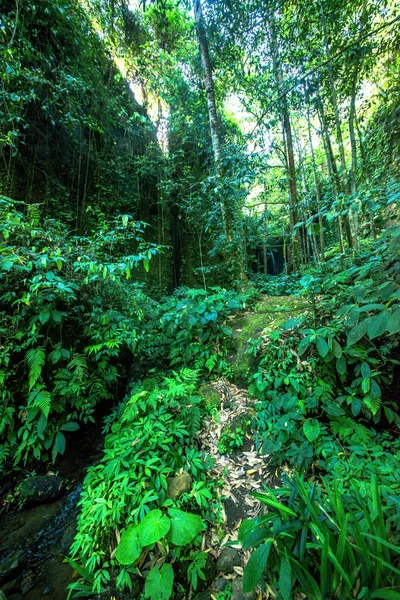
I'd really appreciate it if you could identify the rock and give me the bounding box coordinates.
[196,555,216,592]
[51,522,76,555]
[231,579,258,600]
[214,577,228,591]
[216,547,241,574]
[17,476,66,507]
[218,412,254,454]
[20,574,34,595]
[193,593,212,600]
[0,550,26,585]
[198,385,220,410]
[167,471,192,500]
[41,587,54,596]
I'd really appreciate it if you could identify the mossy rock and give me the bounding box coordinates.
[218,411,255,455]
[198,384,220,410]
[227,295,309,384]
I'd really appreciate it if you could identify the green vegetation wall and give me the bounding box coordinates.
[0,0,162,234]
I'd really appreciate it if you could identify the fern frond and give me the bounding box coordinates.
[26,348,46,391]
[28,387,52,418]
[364,395,381,416]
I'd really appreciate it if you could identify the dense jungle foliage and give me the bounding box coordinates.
[1,0,399,598]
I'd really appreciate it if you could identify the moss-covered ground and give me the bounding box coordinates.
[226,295,309,383]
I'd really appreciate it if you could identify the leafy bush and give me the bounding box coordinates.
[249,273,302,296]
[154,286,257,374]
[0,197,157,467]
[70,369,214,593]
[249,228,400,474]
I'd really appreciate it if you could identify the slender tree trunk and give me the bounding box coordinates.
[192,0,222,165]
[319,1,354,248]
[192,0,246,282]
[269,15,300,270]
[305,98,325,261]
[316,99,344,254]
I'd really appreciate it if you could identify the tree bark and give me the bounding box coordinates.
[192,0,222,165]
[269,14,301,270]
[319,0,354,248]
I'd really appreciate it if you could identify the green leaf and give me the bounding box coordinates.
[332,339,342,358]
[115,525,142,565]
[138,509,170,546]
[279,557,292,600]
[60,422,79,432]
[315,336,329,358]
[371,591,400,600]
[298,336,311,356]
[55,432,66,455]
[387,308,400,335]
[368,311,389,340]
[26,348,46,391]
[361,362,371,378]
[39,309,50,324]
[167,508,204,546]
[336,356,347,375]
[347,319,370,347]
[303,419,321,442]
[145,564,174,600]
[243,540,272,593]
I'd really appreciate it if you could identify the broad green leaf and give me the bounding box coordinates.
[332,339,342,358]
[55,432,66,455]
[387,308,400,335]
[243,540,272,592]
[279,557,292,600]
[39,309,50,324]
[115,525,142,565]
[60,422,79,432]
[144,564,174,600]
[336,356,347,375]
[303,419,321,442]
[347,319,370,347]
[167,508,204,546]
[315,336,329,358]
[361,362,371,378]
[298,336,311,356]
[138,509,170,546]
[368,311,389,340]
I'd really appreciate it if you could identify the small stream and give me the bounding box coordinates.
[0,419,105,600]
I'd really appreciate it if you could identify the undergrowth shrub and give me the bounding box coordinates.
[248,228,400,481]
[154,286,258,374]
[0,197,157,468]
[71,369,215,594]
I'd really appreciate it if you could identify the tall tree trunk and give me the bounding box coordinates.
[192,0,247,281]
[305,96,325,261]
[192,0,222,166]
[316,98,344,254]
[269,14,301,270]
[319,0,354,248]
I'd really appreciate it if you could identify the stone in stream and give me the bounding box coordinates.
[167,471,192,500]
[231,578,258,600]
[0,549,26,585]
[216,547,241,573]
[17,475,66,507]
